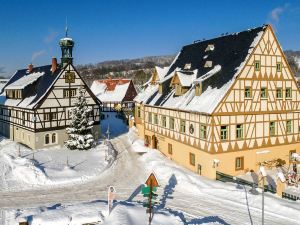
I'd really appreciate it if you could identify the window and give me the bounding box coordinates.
[168,143,173,155]
[44,113,50,121]
[276,62,282,72]
[136,106,141,118]
[175,84,181,95]
[170,117,175,130]
[162,116,167,127]
[195,83,202,96]
[260,88,267,98]
[276,88,283,98]
[244,87,252,98]
[270,122,276,136]
[200,124,207,139]
[286,88,292,98]
[63,89,77,98]
[235,157,244,170]
[286,120,292,134]
[154,114,158,125]
[159,84,163,94]
[189,153,195,166]
[220,126,228,140]
[52,112,57,120]
[180,120,186,133]
[148,112,152,123]
[45,134,50,144]
[236,124,243,139]
[254,60,260,71]
[52,133,56,143]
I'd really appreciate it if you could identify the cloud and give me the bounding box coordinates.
[31,50,46,62]
[268,4,289,24]
[44,29,58,44]
[0,66,5,74]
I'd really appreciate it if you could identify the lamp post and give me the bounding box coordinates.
[259,165,267,225]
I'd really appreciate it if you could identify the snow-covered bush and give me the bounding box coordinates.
[65,88,95,150]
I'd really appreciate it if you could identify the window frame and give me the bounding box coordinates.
[286,88,292,99]
[244,87,252,98]
[276,62,282,72]
[189,152,195,166]
[180,119,186,133]
[45,134,50,145]
[220,125,228,141]
[276,88,283,99]
[162,116,167,127]
[154,113,158,125]
[236,124,243,140]
[44,113,50,121]
[286,120,292,134]
[148,112,152,123]
[200,124,207,139]
[168,143,173,155]
[269,121,276,136]
[235,157,244,171]
[260,88,268,99]
[254,60,261,71]
[169,117,175,130]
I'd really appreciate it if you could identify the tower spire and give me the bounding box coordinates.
[65,17,68,37]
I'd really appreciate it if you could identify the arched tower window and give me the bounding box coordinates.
[52,133,56,143]
[45,134,50,144]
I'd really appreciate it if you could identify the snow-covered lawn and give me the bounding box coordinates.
[0,127,300,225]
[0,138,110,191]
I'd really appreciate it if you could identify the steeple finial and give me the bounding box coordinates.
[65,17,68,37]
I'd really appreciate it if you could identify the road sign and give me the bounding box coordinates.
[142,186,157,194]
[145,173,159,187]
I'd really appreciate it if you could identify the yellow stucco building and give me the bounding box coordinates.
[134,25,300,179]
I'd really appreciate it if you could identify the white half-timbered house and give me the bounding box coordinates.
[0,35,101,149]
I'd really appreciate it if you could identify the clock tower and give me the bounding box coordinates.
[59,26,74,66]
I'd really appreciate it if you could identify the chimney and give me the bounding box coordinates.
[51,57,57,73]
[28,63,33,73]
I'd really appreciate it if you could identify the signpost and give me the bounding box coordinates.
[107,186,116,215]
[141,173,159,225]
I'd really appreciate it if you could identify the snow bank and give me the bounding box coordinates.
[0,139,109,191]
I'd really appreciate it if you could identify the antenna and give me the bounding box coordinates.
[65,17,68,37]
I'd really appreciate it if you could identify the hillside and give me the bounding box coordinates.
[77,51,300,86]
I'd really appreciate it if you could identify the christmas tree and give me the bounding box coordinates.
[65,88,95,150]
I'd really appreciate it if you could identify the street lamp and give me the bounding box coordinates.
[259,165,267,225]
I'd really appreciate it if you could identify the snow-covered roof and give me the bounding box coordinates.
[175,70,198,87]
[91,79,136,102]
[0,64,63,109]
[4,72,44,90]
[135,25,267,114]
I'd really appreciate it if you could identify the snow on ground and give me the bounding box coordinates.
[0,138,110,191]
[0,126,300,225]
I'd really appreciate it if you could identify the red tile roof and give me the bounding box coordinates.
[95,79,131,91]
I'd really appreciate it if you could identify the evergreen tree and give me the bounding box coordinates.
[65,88,95,150]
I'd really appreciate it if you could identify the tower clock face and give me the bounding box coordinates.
[65,72,75,83]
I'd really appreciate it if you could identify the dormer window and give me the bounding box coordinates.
[159,84,163,94]
[195,83,202,96]
[175,84,182,96]
[204,61,213,68]
[6,90,22,99]
[205,44,215,52]
[184,63,191,70]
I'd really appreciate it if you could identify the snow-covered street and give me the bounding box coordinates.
[0,127,299,224]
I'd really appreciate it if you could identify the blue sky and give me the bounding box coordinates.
[0,0,299,77]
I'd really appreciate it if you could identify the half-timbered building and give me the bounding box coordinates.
[91,78,137,112]
[0,35,101,149]
[134,25,300,179]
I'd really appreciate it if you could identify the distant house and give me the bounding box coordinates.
[0,34,101,149]
[91,78,137,112]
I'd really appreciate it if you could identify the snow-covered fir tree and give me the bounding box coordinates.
[65,88,95,150]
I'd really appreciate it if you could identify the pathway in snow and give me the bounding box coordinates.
[0,132,299,224]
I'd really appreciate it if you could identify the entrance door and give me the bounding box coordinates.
[197,164,202,175]
[152,136,158,149]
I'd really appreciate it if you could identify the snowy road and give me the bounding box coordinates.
[1,133,300,225]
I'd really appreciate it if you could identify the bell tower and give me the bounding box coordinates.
[59,24,74,66]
